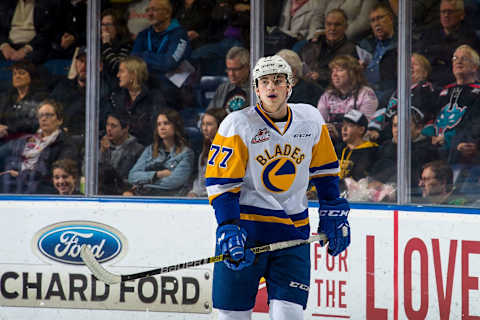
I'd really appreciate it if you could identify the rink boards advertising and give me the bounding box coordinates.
[0,198,479,319]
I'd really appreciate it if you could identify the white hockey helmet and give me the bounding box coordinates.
[252,55,293,89]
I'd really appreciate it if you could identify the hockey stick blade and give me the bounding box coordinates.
[81,233,327,285]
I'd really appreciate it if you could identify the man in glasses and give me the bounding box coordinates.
[132,0,192,109]
[357,3,397,108]
[207,46,250,113]
[416,0,480,85]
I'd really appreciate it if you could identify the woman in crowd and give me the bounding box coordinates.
[187,108,227,198]
[127,108,194,196]
[51,158,82,195]
[317,54,378,141]
[101,8,133,77]
[1,99,78,194]
[367,53,437,143]
[0,61,48,144]
[108,56,167,146]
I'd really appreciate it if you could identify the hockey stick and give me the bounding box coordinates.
[80,233,327,285]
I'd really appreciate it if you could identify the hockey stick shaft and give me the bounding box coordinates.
[80,233,327,285]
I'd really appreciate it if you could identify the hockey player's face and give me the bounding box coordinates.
[256,74,290,115]
[201,114,219,141]
[157,114,175,140]
[53,168,76,195]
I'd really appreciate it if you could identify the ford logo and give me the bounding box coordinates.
[34,221,127,265]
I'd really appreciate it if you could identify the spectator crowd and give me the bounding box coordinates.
[0,0,480,207]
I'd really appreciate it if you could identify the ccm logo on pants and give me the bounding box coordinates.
[289,281,309,291]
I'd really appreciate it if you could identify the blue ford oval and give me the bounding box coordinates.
[37,223,124,265]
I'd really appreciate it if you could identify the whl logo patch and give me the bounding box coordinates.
[251,128,270,144]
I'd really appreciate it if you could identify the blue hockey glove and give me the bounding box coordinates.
[318,198,351,256]
[216,224,255,271]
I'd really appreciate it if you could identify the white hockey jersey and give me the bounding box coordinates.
[206,103,340,243]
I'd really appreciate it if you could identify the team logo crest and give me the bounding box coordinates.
[261,157,296,193]
[252,128,270,144]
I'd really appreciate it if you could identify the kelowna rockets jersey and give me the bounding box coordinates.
[206,103,340,244]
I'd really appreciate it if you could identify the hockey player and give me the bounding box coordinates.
[206,55,351,320]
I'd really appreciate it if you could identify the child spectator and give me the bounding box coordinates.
[51,158,82,195]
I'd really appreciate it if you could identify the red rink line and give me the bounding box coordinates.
[312,314,350,318]
[394,209,399,320]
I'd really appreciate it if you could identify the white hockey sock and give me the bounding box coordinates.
[269,299,303,320]
[217,308,252,320]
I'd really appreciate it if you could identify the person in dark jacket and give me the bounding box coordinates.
[174,0,213,50]
[100,8,133,78]
[301,8,357,88]
[99,111,144,195]
[108,55,167,146]
[0,60,48,144]
[131,0,192,108]
[415,0,480,86]
[1,99,78,194]
[0,0,62,64]
[49,46,114,142]
[357,3,398,107]
[368,109,439,200]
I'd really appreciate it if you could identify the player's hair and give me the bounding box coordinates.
[455,44,480,66]
[422,160,453,192]
[119,56,149,90]
[200,108,228,166]
[412,53,432,80]
[37,99,64,121]
[101,8,130,40]
[51,158,80,193]
[326,8,348,25]
[226,46,250,67]
[276,49,304,78]
[327,54,367,95]
[153,108,188,158]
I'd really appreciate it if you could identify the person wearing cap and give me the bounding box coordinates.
[368,107,439,200]
[0,60,48,144]
[336,110,378,187]
[49,46,115,144]
[205,55,350,319]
